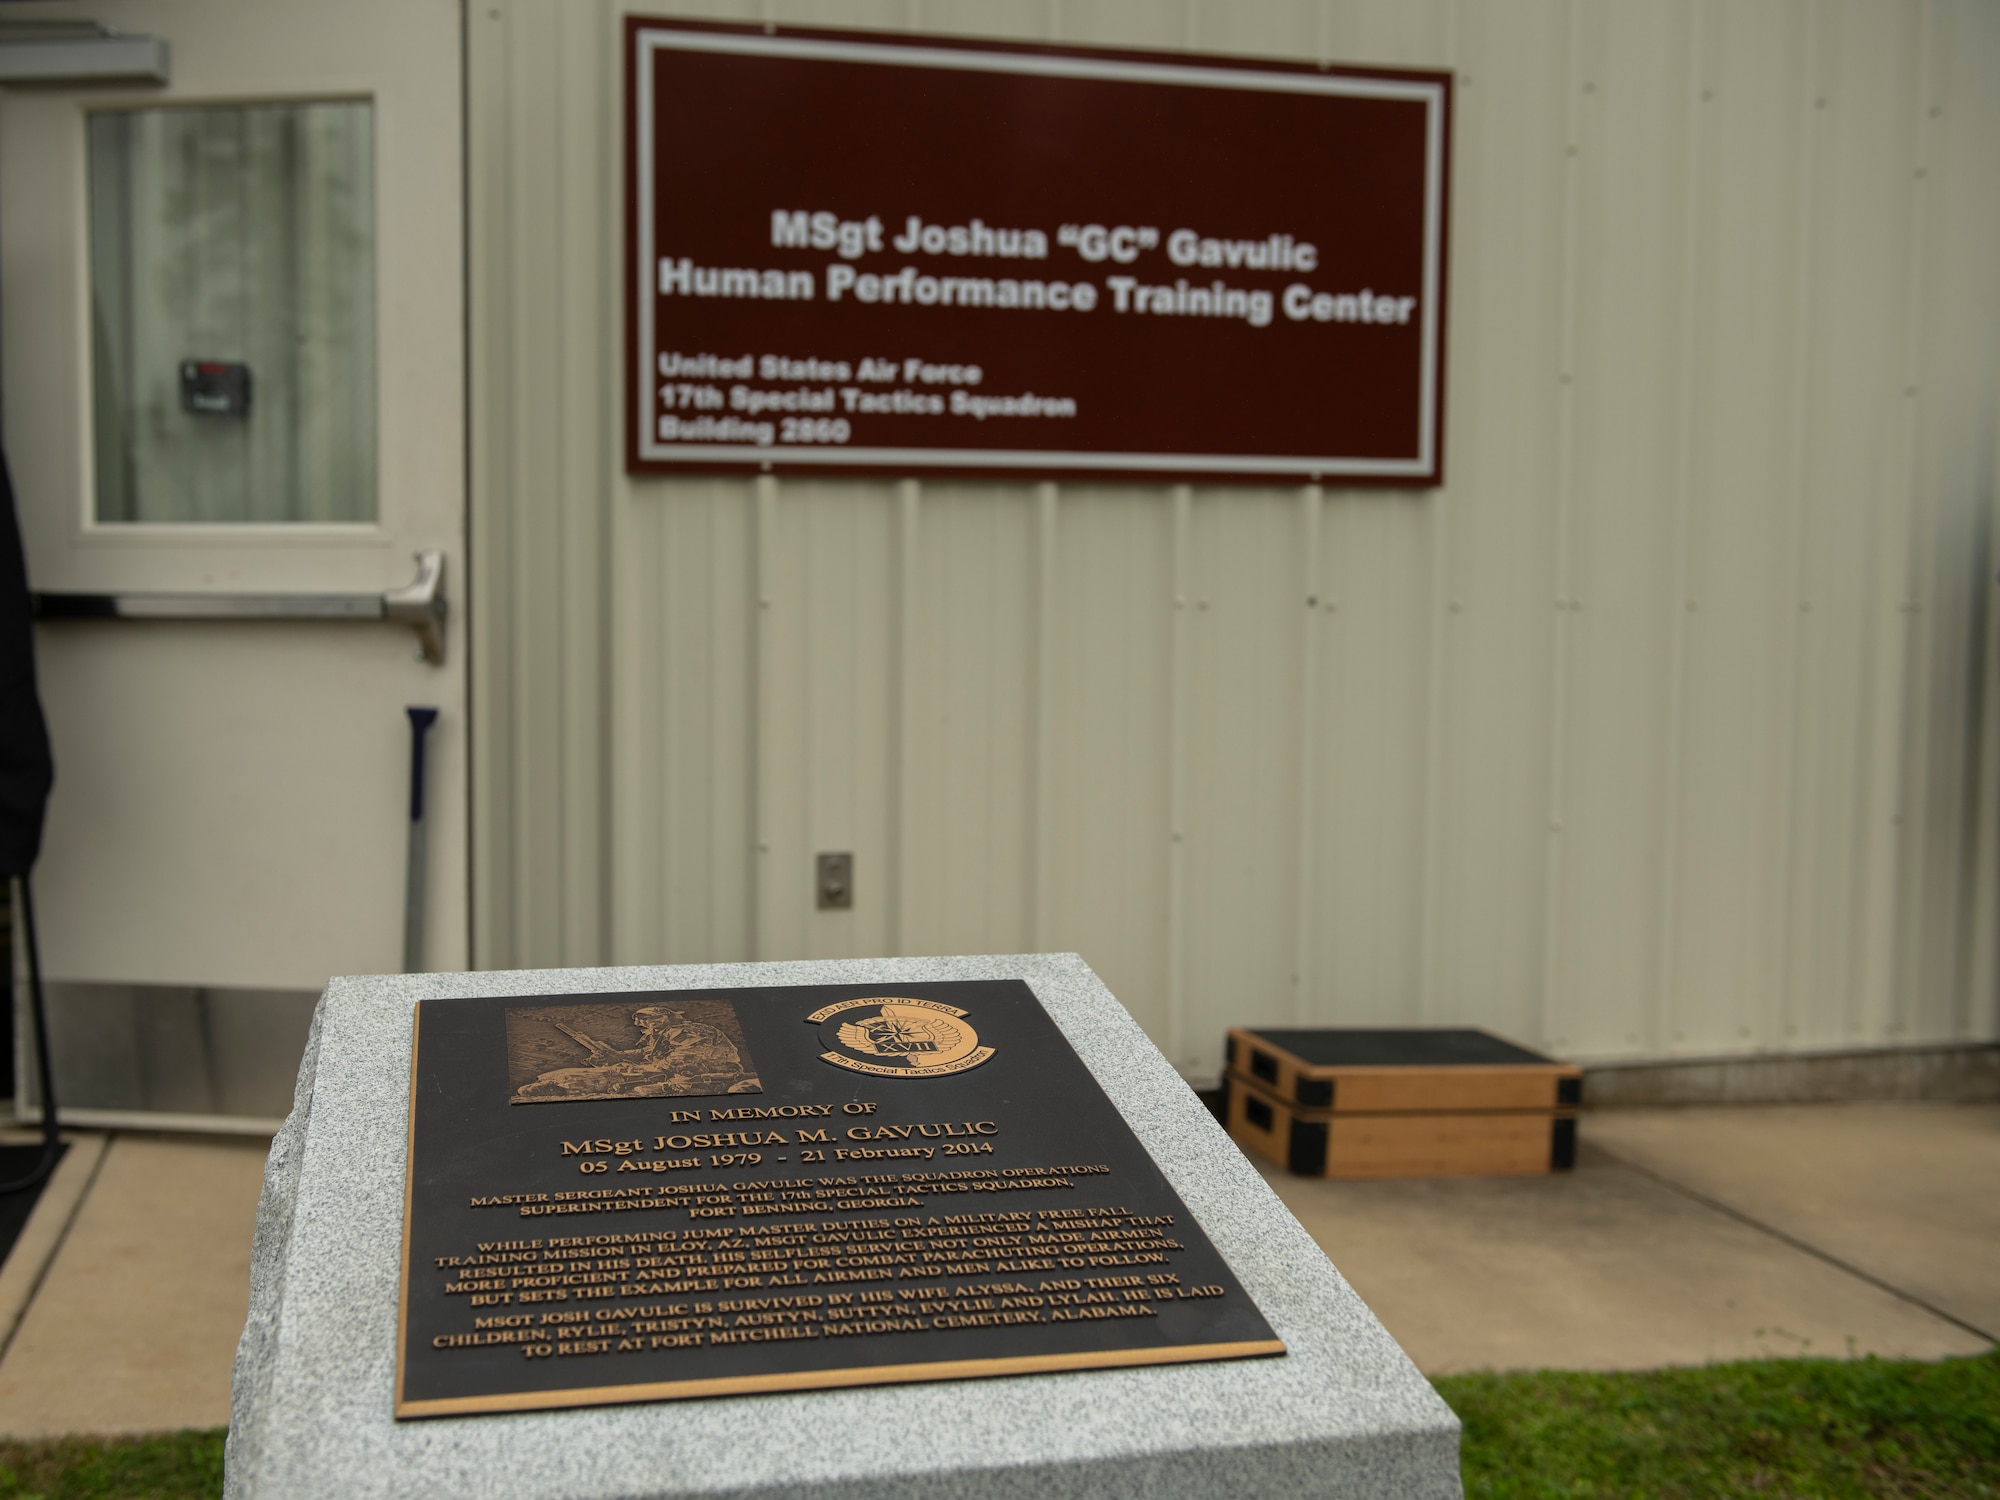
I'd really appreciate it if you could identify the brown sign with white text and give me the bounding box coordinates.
[627,19,1451,485]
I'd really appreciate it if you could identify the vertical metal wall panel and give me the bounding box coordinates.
[1052,2,1191,53]
[1803,0,1924,1051]
[1039,488,1177,1044]
[1313,0,1451,70]
[1667,1,1807,1058]
[1901,0,2000,1049]
[470,0,2000,1079]
[1941,5,2000,1048]
[613,480,758,965]
[757,481,901,961]
[901,484,1040,961]
[470,0,613,972]
[1428,0,1569,1053]
[1552,1,1692,1058]
[466,0,515,971]
[1181,491,1305,1072]
[1312,496,1435,1028]
[1308,0,1458,1056]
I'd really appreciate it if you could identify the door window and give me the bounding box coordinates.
[87,99,376,525]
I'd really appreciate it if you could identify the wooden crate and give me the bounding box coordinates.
[1221,1070,1578,1179]
[1225,1027,1582,1114]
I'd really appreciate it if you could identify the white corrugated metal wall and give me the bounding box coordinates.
[469,0,2000,1082]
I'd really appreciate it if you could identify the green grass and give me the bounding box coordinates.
[0,1354,1993,1496]
[1436,1350,2000,1498]
[0,1431,222,1500]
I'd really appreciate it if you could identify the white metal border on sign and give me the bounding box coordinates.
[632,26,1448,481]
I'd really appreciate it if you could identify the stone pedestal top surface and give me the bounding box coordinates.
[225,953,1461,1499]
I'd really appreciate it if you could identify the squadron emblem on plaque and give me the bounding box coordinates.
[504,998,762,1103]
[807,996,996,1079]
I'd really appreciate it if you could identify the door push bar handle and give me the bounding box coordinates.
[34,549,449,665]
[382,551,448,665]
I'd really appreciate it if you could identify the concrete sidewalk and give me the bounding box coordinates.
[1262,1104,1995,1374]
[0,1103,1992,1436]
[0,1131,268,1437]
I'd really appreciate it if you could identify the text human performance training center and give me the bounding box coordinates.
[627,19,1451,486]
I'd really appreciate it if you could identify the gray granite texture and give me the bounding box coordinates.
[226,954,1461,1499]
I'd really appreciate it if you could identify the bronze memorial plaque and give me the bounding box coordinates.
[396,980,1283,1418]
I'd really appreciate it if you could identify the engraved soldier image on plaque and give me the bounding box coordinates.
[505,1000,763,1103]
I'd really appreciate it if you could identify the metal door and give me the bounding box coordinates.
[0,0,465,1127]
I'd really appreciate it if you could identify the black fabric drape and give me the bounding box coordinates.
[0,452,52,877]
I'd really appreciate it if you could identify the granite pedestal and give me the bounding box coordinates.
[226,954,1462,1498]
